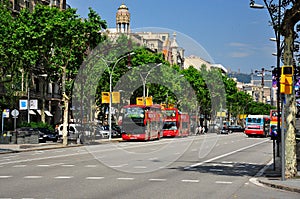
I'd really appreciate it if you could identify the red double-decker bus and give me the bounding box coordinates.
[121,104,163,141]
[162,108,190,137]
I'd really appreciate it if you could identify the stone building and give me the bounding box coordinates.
[105,3,185,68]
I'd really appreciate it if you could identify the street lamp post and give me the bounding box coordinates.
[255,68,272,103]
[100,52,135,141]
[250,0,284,180]
[139,63,162,104]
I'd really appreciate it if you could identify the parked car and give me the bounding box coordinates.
[35,128,58,142]
[208,123,220,133]
[95,125,121,139]
[219,129,229,134]
[227,125,245,133]
[58,123,82,141]
[95,125,109,139]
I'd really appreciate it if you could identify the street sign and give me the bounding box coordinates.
[19,99,28,110]
[2,109,10,118]
[11,109,19,117]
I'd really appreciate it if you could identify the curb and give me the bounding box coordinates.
[0,139,122,154]
[258,178,300,193]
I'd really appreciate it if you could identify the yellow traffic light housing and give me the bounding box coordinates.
[101,92,110,103]
[112,92,120,103]
[280,65,294,94]
[145,97,153,106]
[136,97,144,105]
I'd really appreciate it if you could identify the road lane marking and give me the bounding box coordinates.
[24,176,43,179]
[149,178,167,181]
[209,169,223,172]
[134,166,147,169]
[181,179,199,183]
[215,181,233,184]
[111,164,128,168]
[54,176,74,179]
[184,139,269,170]
[37,165,50,167]
[0,176,12,178]
[61,165,75,167]
[85,165,97,168]
[86,177,104,180]
[13,165,27,168]
[117,177,134,180]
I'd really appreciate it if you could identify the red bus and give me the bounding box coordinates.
[121,104,163,141]
[162,108,190,137]
[244,115,270,137]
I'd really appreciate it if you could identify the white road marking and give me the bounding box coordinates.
[85,165,97,168]
[149,178,167,181]
[24,176,42,179]
[215,181,233,184]
[54,149,65,153]
[54,176,73,179]
[37,165,50,167]
[148,157,158,160]
[0,176,12,178]
[86,177,104,180]
[210,169,223,172]
[184,139,268,170]
[182,179,199,183]
[111,164,128,168]
[117,177,134,180]
[61,165,75,167]
[134,166,147,169]
[13,165,26,168]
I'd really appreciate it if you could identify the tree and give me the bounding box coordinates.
[13,5,107,145]
[280,0,300,178]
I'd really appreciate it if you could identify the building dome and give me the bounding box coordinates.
[116,3,130,24]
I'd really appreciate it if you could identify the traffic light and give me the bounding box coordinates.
[272,67,279,88]
[136,97,144,105]
[280,65,293,94]
[112,92,120,103]
[102,92,110,103]
[145,97,153,106]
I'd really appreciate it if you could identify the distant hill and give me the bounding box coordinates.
[228,72,251,83]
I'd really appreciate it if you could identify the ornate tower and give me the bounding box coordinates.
[116,3,130,33]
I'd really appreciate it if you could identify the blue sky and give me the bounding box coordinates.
[67,0,276,74]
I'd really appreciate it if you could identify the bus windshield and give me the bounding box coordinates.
[162,121,177,130]
[247,118,262,124]
[124,107,145,119]
[164,110,176,117]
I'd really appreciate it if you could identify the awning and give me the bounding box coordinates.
[37,110,41,115]
[29,110,36,115]
[45,110,53,117]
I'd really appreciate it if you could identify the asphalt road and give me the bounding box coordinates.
[0,133,299,199]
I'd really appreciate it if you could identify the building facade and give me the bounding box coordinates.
[8,0,68,15]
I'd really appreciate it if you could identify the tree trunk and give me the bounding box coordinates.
[281,2,300,178]
[62,66,68,146]
[62,97,69,146]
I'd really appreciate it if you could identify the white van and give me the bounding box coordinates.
[58,123,82,141]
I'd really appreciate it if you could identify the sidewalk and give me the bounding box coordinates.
[0,138,122,154]
[257,155,300,193]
